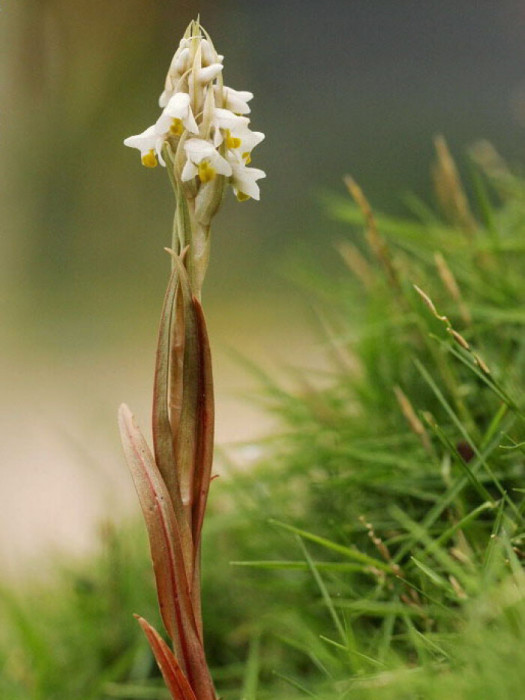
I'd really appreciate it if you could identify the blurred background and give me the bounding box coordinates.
[2,0,525,577]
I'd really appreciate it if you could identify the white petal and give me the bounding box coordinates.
[245,166,266,180]
[218,86,253,114]
[231,163,266,200]
[157,93,198,135]
[237,129,265,153]
[160,44,191,108]
[212,129,224,148]
[197,63,223,84]
[184,108,199,135]
[123,125,158,154]
[174,47,190,73]
[184,138,216,163]
[154,135,167,166]
[214,107,250,134]
[159,90,170,108]
[181,159,198,181]
[235,179,260,200]
[154,111,172,137]
[200,39,217,66]
[228,88,253,103]
[210,151,233,176]
[165,92,191,118]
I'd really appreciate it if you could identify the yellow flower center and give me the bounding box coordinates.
[236,191,251,202]
[170,118,184,136]
[225,129,241,149]
[198,160,216,183]
[141,150,158,168]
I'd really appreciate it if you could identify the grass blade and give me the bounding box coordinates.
[241,631,261,700]
[296,537,347,648]
[269,520,396,574]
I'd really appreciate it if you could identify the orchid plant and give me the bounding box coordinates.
[118,19,264,699]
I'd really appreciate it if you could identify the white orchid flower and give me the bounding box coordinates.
[125,93,201,166]
[211,109,264,163]
[216,85,253,115]
[229,158,266,201]
[226,129,265,164]
[156,92,199,137]
[123,125,165,168]
[181,138,232,184]
[212,108,250,147]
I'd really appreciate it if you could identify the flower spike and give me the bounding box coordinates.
[123,19,265,224]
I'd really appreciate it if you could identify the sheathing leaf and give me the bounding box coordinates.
[191,298,215,552]
[136,616,197,700]
[170,254,201,522]
[118,404,211,693]
[151,264,193,576]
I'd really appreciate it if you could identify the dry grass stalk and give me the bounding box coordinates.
[432,135,477,237]
[413,285,490,375]
[336,240,375,290]
[344,175,401,292]
[434,251,472,325]
[393,385,433,454]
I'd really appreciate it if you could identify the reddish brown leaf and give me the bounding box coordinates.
[151,262,193,576]
[186,299,215,633]
[136,616,197,700]
[169,287,185,466]
[191,298,215,553]
[118,404,203,674]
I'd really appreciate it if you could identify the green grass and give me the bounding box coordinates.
[2,141,525,698]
